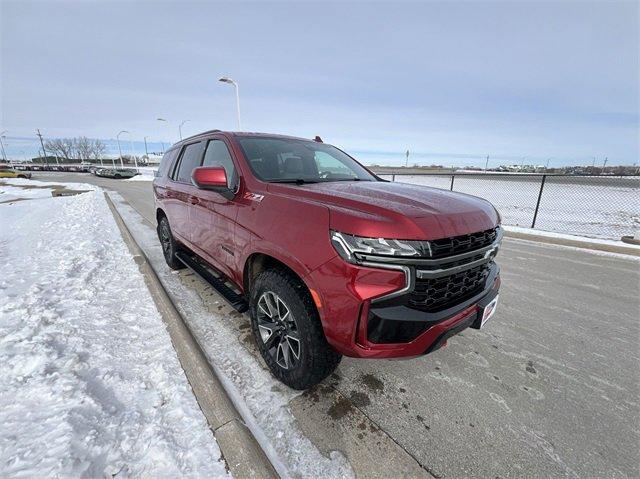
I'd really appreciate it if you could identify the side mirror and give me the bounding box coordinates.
[192,166,234,199]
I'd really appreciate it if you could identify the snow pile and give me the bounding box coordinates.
[503,225,640,251]
[125,174,154,182]
[0,185,227,477]
[126,167,158,181]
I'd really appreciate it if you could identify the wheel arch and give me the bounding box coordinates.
[243,252,318,307]
[156,207,167,224]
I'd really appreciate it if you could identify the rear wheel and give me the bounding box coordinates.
[157,216,185,270]
[250,269,341,390]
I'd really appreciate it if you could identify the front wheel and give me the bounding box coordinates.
[250,269,341,390]
[157,216,185,270]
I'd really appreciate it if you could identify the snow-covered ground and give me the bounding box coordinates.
[0,180,227,477]
[379,174,639,240]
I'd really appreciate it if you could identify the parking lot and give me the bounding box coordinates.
[34,172,640,478]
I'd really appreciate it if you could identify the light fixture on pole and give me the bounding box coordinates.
[117,130,129,168]
[157,117,172,147]
[218,77,242,130]
[179,120,190,140]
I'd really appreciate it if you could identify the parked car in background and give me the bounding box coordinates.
[154,130,502,390]
[0,165,32,179]
[95,168,138,179]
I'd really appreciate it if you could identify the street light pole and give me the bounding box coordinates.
[179,120,190,140]
[0,131,8,162]
[127,132,138,171]
[218,77,242,130]
[484,155,490,172]
[143,136,150,157]
[117,130,129,168]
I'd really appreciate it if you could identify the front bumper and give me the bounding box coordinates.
[307,231,502,359]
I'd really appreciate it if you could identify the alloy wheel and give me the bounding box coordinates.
[256,291,301,369]
[160,222,171,255]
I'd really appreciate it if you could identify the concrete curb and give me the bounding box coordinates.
[105,193,278,479]
[503,229,640,257]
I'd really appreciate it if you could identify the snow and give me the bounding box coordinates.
[503,225,640,252]
[0,182,228,477]
[107,192,354,479]
[126,167,157,182]
[125,174,154,182]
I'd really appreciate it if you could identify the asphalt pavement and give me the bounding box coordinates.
[34,172,640,478]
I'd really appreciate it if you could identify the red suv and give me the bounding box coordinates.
[154,131,502,389]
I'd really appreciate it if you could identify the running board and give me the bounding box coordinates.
[175,250,248,313]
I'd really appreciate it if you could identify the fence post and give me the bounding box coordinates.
[450,174,455,190]
[531,174,547,228]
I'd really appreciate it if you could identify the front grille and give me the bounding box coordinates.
[428,228,498,258]
[409,262,491,312]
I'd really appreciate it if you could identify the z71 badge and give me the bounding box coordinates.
[243,192,264,202]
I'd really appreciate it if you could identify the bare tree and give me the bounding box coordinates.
[92,139,107,163]
[44,136,109,163]
[75,136,93,160]
[44,138,74,160]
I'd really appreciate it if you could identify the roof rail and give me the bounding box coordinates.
[179,129,222,143]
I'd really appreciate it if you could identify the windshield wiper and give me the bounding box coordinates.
[269,178,318,185]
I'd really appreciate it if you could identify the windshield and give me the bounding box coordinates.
[236,137,377,183]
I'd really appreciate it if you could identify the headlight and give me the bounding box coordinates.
[331,231,421,263]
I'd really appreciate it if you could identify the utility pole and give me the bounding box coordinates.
[36,129,51,168]
[405,150,409,167]
[484,155,490,172]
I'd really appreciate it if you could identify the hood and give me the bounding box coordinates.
[269,180,499,240]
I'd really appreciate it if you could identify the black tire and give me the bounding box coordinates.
[250,269,342,390]
[157,216,185,270]
[114,174,122,179]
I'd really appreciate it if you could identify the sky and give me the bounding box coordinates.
[1,1,638,167]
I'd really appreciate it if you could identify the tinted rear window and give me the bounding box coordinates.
[174,142,204,183]
[158,148,179,177]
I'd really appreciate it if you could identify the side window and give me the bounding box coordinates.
[157,148,178,177]
[174,142,204,183]
[202,139,236,187]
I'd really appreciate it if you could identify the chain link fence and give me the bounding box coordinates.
[377,173,639,240]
